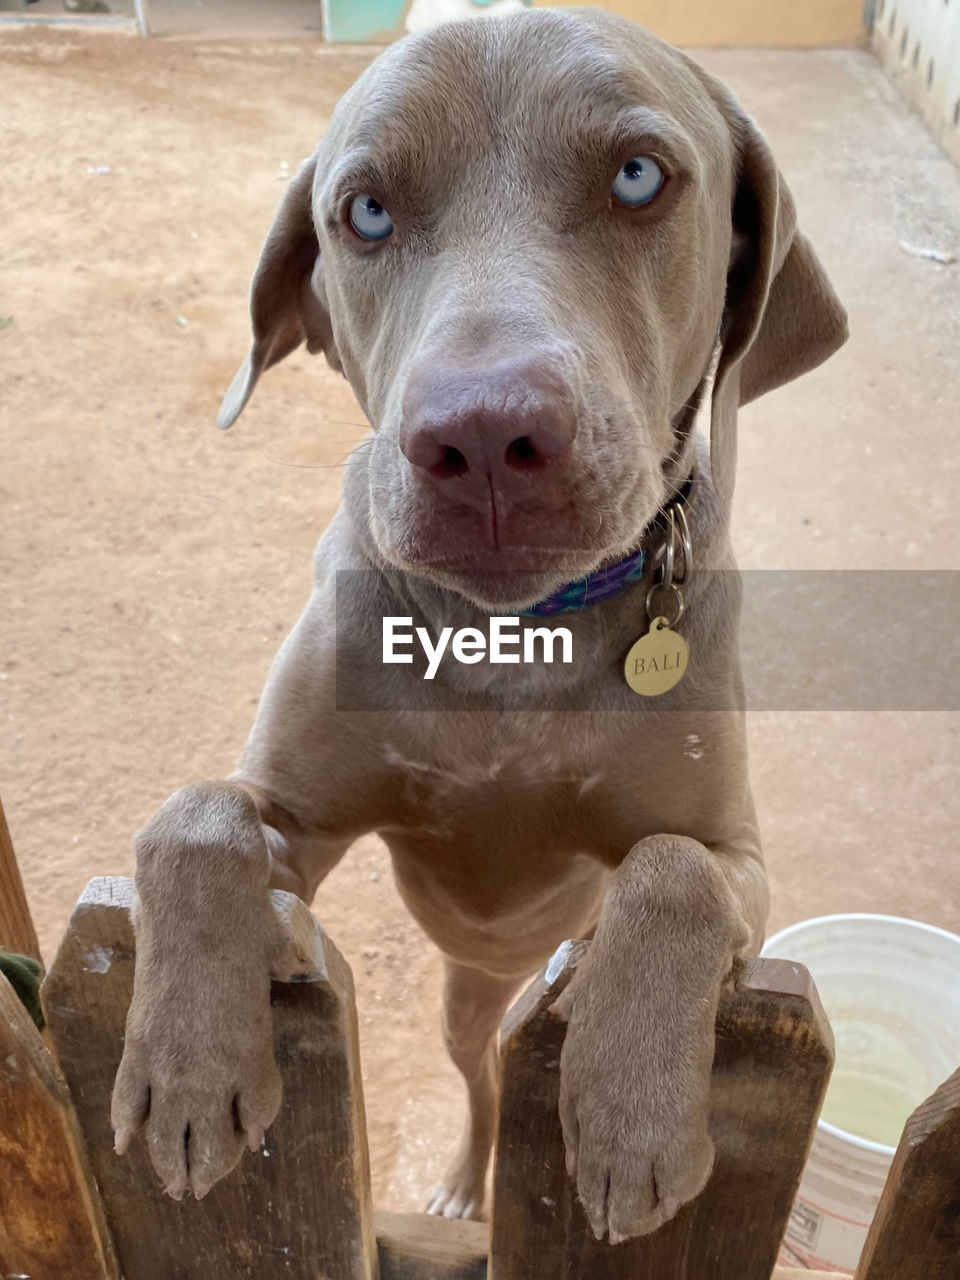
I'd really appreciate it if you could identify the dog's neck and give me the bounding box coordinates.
[519,471,696,617]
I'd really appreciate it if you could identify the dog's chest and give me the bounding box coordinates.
[383,712,600,792]
[378,713,668,860]
[373,703,737,858]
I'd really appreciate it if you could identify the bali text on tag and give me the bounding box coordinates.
[624,616,688,697]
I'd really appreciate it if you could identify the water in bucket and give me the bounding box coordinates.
[762,913,960,1273]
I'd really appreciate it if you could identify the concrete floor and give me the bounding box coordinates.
[703,46,960,933]
[1,27,958,1210]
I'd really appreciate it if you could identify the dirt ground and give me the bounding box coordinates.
[2,27,959,1212]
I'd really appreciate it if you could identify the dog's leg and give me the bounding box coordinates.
[109,575,394,1199]
[111,780,349,1200]
[426,958,524,1220]
[552,835,765,1243]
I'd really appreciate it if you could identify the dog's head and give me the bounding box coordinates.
[219,9,846,609]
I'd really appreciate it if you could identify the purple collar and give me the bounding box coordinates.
[519,546,648,616]
[519,473,694,617]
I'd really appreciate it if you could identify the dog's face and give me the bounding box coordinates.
[221,9,846,609]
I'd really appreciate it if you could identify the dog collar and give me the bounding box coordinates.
[519,473,694,618]
[519,547,648,616]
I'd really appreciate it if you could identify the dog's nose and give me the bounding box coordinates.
[399,357,577,502]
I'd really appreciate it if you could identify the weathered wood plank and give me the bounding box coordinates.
[42,875,377,1280]
[376,1209,488,1280]
[0,795,41,960]
[490,946,834,1280]
[369,1210,847,1280]
[0,970,118,1280]
[855,1067,960,1280]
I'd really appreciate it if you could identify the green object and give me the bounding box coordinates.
[322,0,530,45]
[324,0,406,43]
[0,950,45,1030]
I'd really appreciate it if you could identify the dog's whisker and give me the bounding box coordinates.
[261,456,346,470]
[316,416,372,430]
[261,438,375,470]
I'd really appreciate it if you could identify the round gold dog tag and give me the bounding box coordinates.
[624,616,688,697]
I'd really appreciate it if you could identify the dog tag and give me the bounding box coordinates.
[624,616,688,696]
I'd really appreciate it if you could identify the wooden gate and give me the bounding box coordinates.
[1,874,958,1279]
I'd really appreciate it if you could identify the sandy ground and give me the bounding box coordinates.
[1,27,959,1212]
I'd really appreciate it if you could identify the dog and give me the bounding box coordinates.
[111,7,846,1244]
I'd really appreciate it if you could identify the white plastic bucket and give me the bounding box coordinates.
[761,913,960,1273]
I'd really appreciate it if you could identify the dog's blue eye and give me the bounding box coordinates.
[349,194,394,241]
[612,156,664,207]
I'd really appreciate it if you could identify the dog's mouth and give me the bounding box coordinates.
[366,449,664,609]
[421,544,599,574]
[399,540,641,611]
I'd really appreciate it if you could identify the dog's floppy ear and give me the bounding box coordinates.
[217,153,341,430]
[710,104,847,498]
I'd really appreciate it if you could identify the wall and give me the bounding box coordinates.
[871,0,960,166]
[538,0,867,47]
[324,0,866,45]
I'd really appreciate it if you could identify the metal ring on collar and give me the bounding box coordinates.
[650,499,693,580]
[645,581,685,627]
[662,508,676,587]
[673,502,692,585]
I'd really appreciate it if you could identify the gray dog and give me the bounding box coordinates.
[111,7,846,1244]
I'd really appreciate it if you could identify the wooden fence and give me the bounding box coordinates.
[1,873,958,1280]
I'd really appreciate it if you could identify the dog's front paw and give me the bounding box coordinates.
[552,963,718,1242]
[111,940,283,1201]
[550,836,750,1242]
[558,1042,714,1241]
